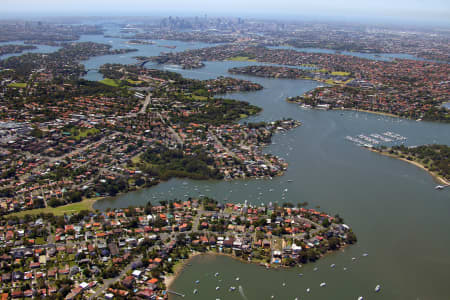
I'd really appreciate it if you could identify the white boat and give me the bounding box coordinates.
[313,267,318,271]
[282,282,286,287]
[193,289,198,294]
[216,286,220,290]
[330,264,336,268]
[358,297,364,300]
[375,284,381,292]
[362,253,368,257]
[320,282,326,287]
[435,185,448,190]
[214,272,219,277]
[236,277,240,281]
[306,288,310,293]
[229,286,236,291]
[195,280,200,284]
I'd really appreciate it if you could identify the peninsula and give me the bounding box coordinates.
[149,44,449,121]
[0,58,299,216]
[0,198,356,299]
[371,145,450,185]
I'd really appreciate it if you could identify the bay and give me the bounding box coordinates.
[21,31,447,299]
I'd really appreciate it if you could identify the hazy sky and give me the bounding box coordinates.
[3,0,450,24]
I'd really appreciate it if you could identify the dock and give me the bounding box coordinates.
[167,290,185,297]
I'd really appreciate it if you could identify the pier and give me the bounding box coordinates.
[167,290,185,297]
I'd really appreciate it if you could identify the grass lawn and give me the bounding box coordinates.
[36,237,46,245]
[131,154,142,164]
[191,95,208,101]
[8,82,27,88]
[331,71,351,76]
[100,78,120,87]
[9,197,101,217]
[127,79,142,85]
[70,127,100,140]
[227,56,257,62]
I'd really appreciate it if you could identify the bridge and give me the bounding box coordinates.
[136,60,152,67]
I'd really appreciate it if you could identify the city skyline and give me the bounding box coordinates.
[2,0,450,25]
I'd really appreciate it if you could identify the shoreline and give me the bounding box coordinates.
[367,148,449,185]
[285,100,402,119]
[343,108,400,118]
[164,244,352,291]
[164,252,203,289]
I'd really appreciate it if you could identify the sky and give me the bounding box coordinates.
[2,0,450,25]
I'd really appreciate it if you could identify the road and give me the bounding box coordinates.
[157,112,184,145]
[138,93,152,114]
[89,254,143,299]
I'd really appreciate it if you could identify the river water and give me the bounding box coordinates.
[4,28,450,299]
[92,59,450,300]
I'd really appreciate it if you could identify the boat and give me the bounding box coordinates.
[320,282,326,287]
[282,282,286,287]
[229,286,236,291]
[195,280,200,284]
[287,179,293,182]
[362,253,368,257]
[306,288,310,293]
[330,264,336,268]
[313,267,318,271]
[358,297,364,300]
[216,286,220,290]
[193,289,198,294]
[435,185,449,190]
[352,257,356,261]
[214,272,219,277]
[375,284,381,292]
[236,277,240,281]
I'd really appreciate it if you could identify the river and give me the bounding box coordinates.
[90,58,450,299]
[4,27,450,299]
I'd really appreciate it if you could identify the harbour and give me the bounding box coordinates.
[20,26,448,299]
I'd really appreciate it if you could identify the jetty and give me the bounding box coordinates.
[167,290,185,297]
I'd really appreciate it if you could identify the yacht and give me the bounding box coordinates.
[375,285,381,292]
[320,282,326,287]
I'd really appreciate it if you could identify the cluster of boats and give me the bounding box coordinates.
[345,131,407,148]
[190,253,381,299]
[193,273,240,296]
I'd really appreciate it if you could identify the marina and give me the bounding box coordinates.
[345,131,408,148]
